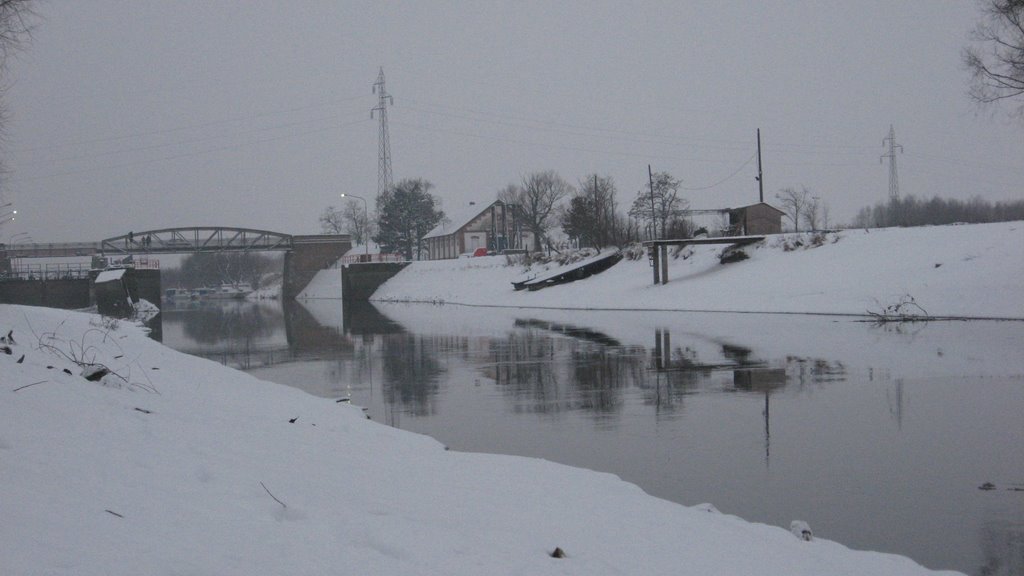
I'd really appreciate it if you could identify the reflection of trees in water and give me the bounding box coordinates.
[488,325,653,419]
[177,304,281,345]
[977,510,1024,576]
[568,346,645,415]
[379,333,446,416]
[488,329,562,413]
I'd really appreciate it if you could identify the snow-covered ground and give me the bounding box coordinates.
[373,223,1024,319]
[0,304,962,575]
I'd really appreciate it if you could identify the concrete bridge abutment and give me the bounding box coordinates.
[282,235,353,301]
[340,262,409,301]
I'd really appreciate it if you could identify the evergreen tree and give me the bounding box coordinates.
[373,178,444,260]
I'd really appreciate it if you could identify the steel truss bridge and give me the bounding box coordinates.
[3,227,296,258]
[103,227,293,255]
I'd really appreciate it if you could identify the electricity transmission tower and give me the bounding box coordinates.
[881,124,903,201]
[372,67,394,198]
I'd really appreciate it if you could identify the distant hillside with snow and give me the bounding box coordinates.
[372,222,1024,319]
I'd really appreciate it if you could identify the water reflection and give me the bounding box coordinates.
[153,299,1024,576]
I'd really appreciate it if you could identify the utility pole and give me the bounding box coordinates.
[881,124,903,201]
[648,164,657,240]
[372,67,394,199]
[756,128,764,203]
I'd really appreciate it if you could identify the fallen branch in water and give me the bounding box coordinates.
[867,294,933,323]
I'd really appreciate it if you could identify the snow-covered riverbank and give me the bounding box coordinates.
[0,303,962,575]
[372,222,1024,319]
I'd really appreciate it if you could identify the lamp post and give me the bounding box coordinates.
[340,193,370,258]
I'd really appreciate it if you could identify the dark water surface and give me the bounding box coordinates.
[155,299,1024,575]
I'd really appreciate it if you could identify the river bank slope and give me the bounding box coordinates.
[372,222,1024,319]
[0,303,963,575]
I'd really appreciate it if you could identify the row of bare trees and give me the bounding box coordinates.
[852,195,1024,229]
[495,170,694,251]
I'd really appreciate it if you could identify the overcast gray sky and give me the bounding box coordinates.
[3,1,1022,243]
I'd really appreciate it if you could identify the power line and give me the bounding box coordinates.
[681,153,756,191]
[12,93,368,155]
[9,117,372,184]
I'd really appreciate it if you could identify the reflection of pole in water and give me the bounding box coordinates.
[763,390,771,468]
[888,378,904,430]
[654,328,663,370]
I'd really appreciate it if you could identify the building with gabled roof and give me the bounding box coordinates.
[728,202,786,235]
[422,200,533,260]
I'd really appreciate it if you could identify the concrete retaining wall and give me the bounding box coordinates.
[0,279,92,309]
[340,262,409,301]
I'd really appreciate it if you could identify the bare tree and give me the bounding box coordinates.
[341,201,373,245]
[776,186,813,232]
[964,0,1024,118]
[802,196,821,231]
[0,1,33,67]
[500,171,570,251]
[560,174,620,249]
[0,1,35,189]
[319,205,345,234]
[629,171,686,239]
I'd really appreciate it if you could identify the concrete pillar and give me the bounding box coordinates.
[660,245,669,285]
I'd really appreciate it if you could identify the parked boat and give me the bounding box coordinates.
[163,287,193,302]
[198,283,253,300]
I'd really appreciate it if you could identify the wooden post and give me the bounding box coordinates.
[660,245,668,284]
[651,245,660,285]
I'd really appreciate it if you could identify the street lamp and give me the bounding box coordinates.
[340,193,370,258]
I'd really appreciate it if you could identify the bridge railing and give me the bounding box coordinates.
[337,253,408,266]
[3,262,93,281]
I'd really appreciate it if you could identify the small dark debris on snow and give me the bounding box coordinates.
[1,345,11,355]
[114,354,124,359]
[289,417,298,423]
[81,365,111,382]
[0,329,14,344]
[934,263,942,268]
[134,407,152,414]
[151,367,159,370]
[104,509,124,518]
[550,547,566,559]
[16,354,24,363]
[62,368,73,375]
[979,482,996,491]
[336,398,350,403]
[46,365,53,369]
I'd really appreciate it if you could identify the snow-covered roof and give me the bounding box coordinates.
[423,201,498,240]
[94,268,127,283]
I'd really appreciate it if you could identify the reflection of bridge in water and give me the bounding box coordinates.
[157,300,404,371]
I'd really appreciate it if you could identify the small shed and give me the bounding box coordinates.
[728,202,785,236]
[422,200,533,260]
[93,268,136,318]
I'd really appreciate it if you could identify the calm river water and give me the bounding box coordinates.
[154,299,1024,575]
